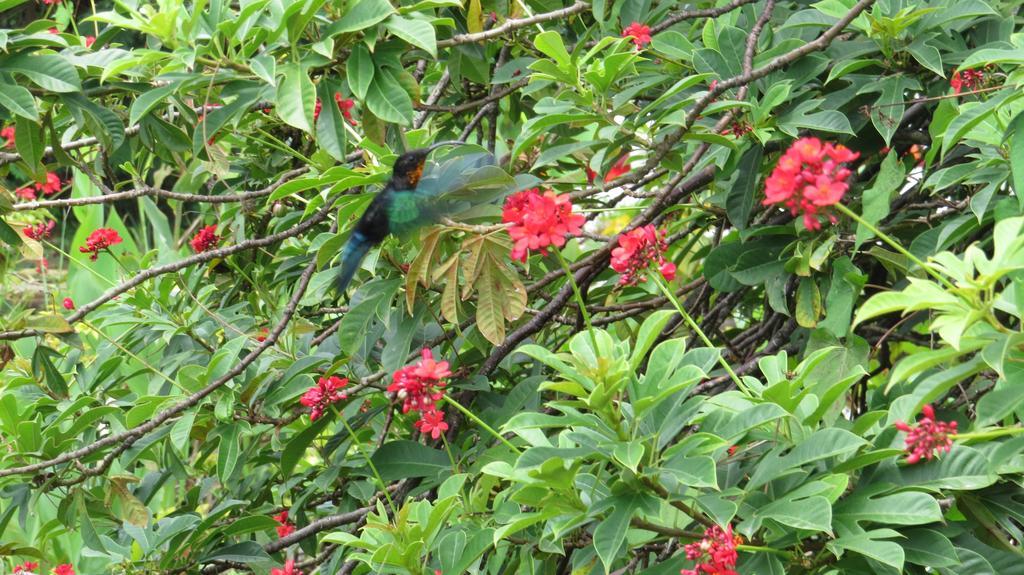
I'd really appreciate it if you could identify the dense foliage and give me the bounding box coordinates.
[3,0,1024,574]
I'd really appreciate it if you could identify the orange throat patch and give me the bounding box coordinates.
[408,163,424,187]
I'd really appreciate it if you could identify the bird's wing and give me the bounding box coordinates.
[385,149,516,236]
[414,150,516,209]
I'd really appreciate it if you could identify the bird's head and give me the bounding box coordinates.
[391,141,462,190]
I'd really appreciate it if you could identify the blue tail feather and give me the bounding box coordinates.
[337,232,371,296]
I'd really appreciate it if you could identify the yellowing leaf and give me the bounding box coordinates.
[467,0,484,34]
[796,278,822,328]
[476,266,505,345]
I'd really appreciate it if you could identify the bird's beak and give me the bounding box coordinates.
[426,140,463,153]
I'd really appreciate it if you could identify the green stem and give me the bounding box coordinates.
[442,395,521,454]
[737,544,793,558]
[553,248,598,352]
[834,203,955,290]
[650,272,747,393]
[339,413,396,516]
[953,427,1024,442]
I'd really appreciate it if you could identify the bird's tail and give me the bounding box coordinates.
[337,232,371,296]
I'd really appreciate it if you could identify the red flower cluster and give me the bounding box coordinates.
[190,225,220,253]
[13,561,38,573]
[256,326,269,342]
[79,228,123,261]
[15,173,62,201]
[681,524,741,575]
[762,137,859,231]
[950,68,984,95]
[502,188,585,262]
[63,297,75,310]
[894,404,957,464]
[299,375,348,421]
[53,565,75,575]
[273,510,296,538]
[622,22,652,48]
[23,220,55,241]
[314,94,357,124]
[335,93,357,125]
[1,125,14,148]
[586,155,631,185]
[610,225,676,285]
[271,559,302,575]
[84,35,96,48]
[388,348,451,439]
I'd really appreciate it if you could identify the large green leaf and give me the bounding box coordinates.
[0,53,81,92]
[324,0,394,36]
[384,15,436,57]
[276,62,316,132]
[0,80,38,120]
[365,66,414,124]
[372,440,452,481]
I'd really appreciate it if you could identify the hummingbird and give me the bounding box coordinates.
[337,141,514,295]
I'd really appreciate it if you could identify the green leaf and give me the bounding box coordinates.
[365,66,414,124]
[0,218,23,247]
[593,494,653,573]
[957,47,1024,71]
[0,53,82,92]
[748,428,867,488]
[612,441,645,473]
[755,495,833,532]
[372,440,451,481]
[129,82,179,126]
[902,529,959,568]
[975,378,1024,427]
[629,309,675,371]
[1008,112,1024,209]
[276,63,316,132]
[880,445,996,490]
[15,116,45,175]
[942,89,1021,158]
[324,0,394,36]
[316,81,348,161]
[855,152,905,247]
[726,146,763,230]
[834,491,942,525]
[217,423,241,483]
[62,93,126,150]
[281,415,331,478]
[32,346,68,397]
[0,80,38,120]
[867,75,916,145]
[347,44,375,100]
[796,277,822,328]
[826,58,884,84]
[820,257,867,338]
[827,530,905,571]
[886,345,977,393]
[384,15,436,57]
[534,30,571,69]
